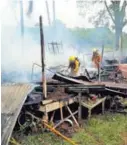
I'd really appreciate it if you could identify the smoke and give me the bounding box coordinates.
[1,23,83,83]
[0,0,86,83]
[1,23,117,83]
[2,0,126,83]
[1,25,40,82]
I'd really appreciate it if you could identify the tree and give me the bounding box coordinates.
[77,0,127,50]
[104,1,127,50]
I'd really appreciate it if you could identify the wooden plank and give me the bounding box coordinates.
[42,100,53,105]
[60,102,63,120]
[78,93,82,121]
[39,16,47,99]
[103,82,127,89]
[81,98,106,109]
[39,97,77,112]
[81,97,106,119]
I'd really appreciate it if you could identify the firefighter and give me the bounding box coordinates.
[68,56,80,77]
[92,48,101,76]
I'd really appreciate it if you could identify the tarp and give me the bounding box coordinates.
[118,64,127,78]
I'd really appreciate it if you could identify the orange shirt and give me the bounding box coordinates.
[92,54,101,68]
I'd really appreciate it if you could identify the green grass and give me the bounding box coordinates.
[20,113,127,145]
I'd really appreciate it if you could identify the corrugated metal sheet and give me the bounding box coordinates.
[53,73,127,90]
[52,73,105,86]
[1,83,34,145]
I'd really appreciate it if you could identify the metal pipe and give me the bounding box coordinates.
[43,121,78,145]
[39,16,47,99]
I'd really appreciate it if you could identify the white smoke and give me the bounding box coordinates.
[1,23,84,83]
[3,0,122,83]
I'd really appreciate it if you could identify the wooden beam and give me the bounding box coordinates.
[78,93,82,121]
[81,98,106,109]
[50,111,55,122]
[42,100,53,105]
[60,102,63,121]
[39,97,77,112]
[39,16,47,99]
[102,100,105,114]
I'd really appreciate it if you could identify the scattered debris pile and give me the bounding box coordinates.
[1,69,127,145]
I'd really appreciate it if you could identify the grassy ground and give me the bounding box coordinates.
[21,113,127,145]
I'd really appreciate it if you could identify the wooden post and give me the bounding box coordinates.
[88,109,91,119]
[43,107,49,124]
[39,16,47,99]
[50,111,55,122]
[102,100,105,114]
[60,102,63,121]
[78,93,82,122]
[99,43,104,82]
[119,35,123,63]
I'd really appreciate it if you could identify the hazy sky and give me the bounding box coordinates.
[1,0,127,32]
[1,0,105,28]
[31,0,95,28]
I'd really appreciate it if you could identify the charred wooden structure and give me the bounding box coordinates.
[1,15,127,145]
[1,72,127,145]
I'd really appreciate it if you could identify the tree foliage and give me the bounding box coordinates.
[77,0,127,49]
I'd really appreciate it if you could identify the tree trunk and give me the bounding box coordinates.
[119,34,123,62]
[113,1,121,50]
[115,26,122,50]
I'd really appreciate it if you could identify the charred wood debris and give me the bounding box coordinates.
[9,16,127,145]
[11,69,127,143]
